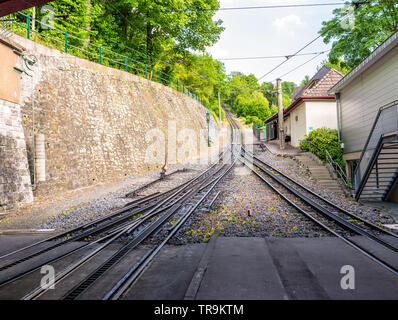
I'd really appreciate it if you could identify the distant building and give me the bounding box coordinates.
[265,66,343,148]
[329,31,398,202]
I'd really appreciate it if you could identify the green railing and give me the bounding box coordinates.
[1,11,212,111]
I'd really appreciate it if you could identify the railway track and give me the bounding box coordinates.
[4,109,395,300]
[240,147,398,276]
[0,110,242,300]
[0,156,225,285]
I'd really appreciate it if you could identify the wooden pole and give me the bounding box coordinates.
[277,78,285,150]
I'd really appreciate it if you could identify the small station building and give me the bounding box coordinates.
[264,66,343,148]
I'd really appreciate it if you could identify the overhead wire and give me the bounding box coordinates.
[15,0,367,94]
[215,50,331,61]
[257,1,369,81]
[278,51,326,78]
[201,2,347,11]
[16,0,222,91]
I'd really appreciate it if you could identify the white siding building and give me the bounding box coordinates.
[265,66,343,148]
[329,31,398,203]
[329,31,398,180]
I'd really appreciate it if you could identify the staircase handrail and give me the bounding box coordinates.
[354,134,385,200]
[353,100,398,190]
[325,149,348,186]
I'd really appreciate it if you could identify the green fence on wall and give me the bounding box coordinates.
[1,11,213,110]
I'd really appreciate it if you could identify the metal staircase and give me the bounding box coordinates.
[354,101,398,201]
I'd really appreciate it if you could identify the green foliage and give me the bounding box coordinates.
[322,58,351,75]
[270,105,278,115]
[233,91,270,124]
[224,73,296,124]
[299,127,344,168]
[300,75,310,87]
[16,0,226,121]
[259,81,295,108]
[320,1,398,69]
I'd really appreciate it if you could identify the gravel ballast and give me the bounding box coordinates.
[35,164,209,231]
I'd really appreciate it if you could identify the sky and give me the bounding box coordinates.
[206,0,346,86]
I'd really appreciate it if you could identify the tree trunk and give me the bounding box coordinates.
[84,0,91,48]
[146,11,153,66]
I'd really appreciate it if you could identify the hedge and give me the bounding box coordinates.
[299,127,345,169]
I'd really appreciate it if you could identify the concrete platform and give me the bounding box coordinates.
[1,235,398,300]
[124,236,398,300]
[263,141,302,156]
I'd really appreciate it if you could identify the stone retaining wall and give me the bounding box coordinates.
[0,98,33,209]
[10,35,218,199]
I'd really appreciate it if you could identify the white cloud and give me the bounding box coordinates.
[272,14,307,36]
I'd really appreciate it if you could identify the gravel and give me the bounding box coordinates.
[28,143,396,241]
[253,145,395,226]
[37,163,208,231]
[167,145,396,244]
[169,162,331,245]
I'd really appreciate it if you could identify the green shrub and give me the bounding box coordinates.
[244,115,262,126]
[299,127,344,168]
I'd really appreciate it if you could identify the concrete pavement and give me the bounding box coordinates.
[1,234,398,300]
[124,236,398,300]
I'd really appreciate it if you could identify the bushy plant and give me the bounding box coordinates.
[244,116,262,126]
[300,127,344,168]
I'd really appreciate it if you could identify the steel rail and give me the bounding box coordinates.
[0,152,228,291]
[106,158,239,300]
[21,150,231,300]
[63,165,230,300]
[243,148,398,239]
[104,120,242,300]
[0,152,226,269]
[240,156,398,277]
[0,201,181,288]
[58,160,234,300]
[0,191,160,261]
[242,152,398,254]
[0,150,226,262]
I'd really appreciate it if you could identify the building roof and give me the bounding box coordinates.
[291,86,303,103]
[265,66,343,124]
[329,30,398,94]
[303,68,344,96]
[0,0,54,17]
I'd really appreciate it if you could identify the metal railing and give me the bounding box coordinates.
[305,140,348,187]
[353,101,398,193]
[0,11,211,112]
[265,121,277,141]
[325,149,348,187]
[253,123,266,140]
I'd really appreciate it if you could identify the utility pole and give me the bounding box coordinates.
[218,90,222,123]
[277,78,285,150]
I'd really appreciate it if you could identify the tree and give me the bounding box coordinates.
[282,81,295,98]
[320,0,398,69]
[173,52,228,116]
[260,82,276,107]
[233,91,270,123]
[318,59,351,75]
[260,81,295,110]
[103,0,224,66]
[300,75,310,87]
